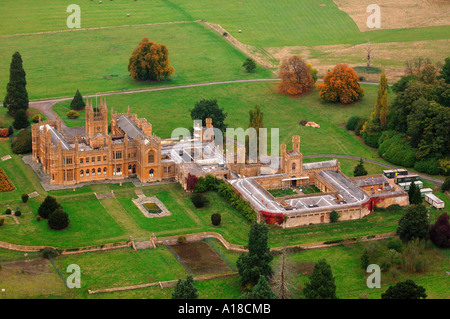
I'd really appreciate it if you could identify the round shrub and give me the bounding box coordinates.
[190,193,209,208]
[413,158,440,175]
[329,210,339,223]
[38,195,60,219]
[346,116,361,131]
[14,210,21,217]
[354,118,367,136]
[211,213,221,226]
[5,208,11,215]
[32,114,41,123]
[48,208,69,230]
[0,217,4,227]
[387,238,403,252]
[177,236,186,244]
[40,247,60,259]
[36,215,41,222]
[66,110,79,119]
[11,129,32,154]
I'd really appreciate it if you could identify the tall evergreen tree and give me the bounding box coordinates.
[397,204,429,242]
[237,221,273,290]
[70,90,86,110]
[408,182,422,205]
[246,105,265,160]
[303,259,338,299]
[241,275,277,299]
[3,52,29,116]
[353,158,368,177]
[12,109,29,129]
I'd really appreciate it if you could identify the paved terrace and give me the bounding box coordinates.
[229,169,370,215]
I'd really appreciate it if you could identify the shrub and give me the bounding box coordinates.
[0,217,4,226]
[397,205,429,242]
[40,247,60,259]
[190,193,209,208]
[31,114,41,123]
[0,128,9,137]
[329,210,339,223]
[14,210,21,217]
[21,193,29,203]
[70,89,85,110]
[362,121,382,148]
[242,58,256,73]
[429,213,450,248]
[379,249,403,272]
[13,109,29,129]
[354,118,367,136]
[11,129,32,154]
[48,208,70,230]
[382,280,427,299]
[0,169,15,193]
[5,208,11,215]
[402,239,430,273]
[345,116,361,131]
[413,158,440,175]
[387,238,403,252]
[36,215,41,222]
[211,213,221,226]
[438,158,450,176]
[38,195,61,219]
[177,236,186,244]
[66,110,79,118]
[442,176,450,192]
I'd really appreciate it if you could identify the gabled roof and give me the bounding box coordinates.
[117,115,146,140]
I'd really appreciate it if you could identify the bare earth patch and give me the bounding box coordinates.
[333,0,450,31]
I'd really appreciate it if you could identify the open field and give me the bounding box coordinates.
[53,81,388,158]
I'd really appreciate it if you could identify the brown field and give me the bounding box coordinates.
[334,0,450,31]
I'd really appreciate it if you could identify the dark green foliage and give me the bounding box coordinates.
[386,238,403,252]
[211,213,221,226]
[397,204,430,242]
[303,259,338,299]
[345,115,361,131]
[379,249,402,271]
[378,134,417,167]
[11,129,32,154]
[241,275,277,299]
[194,174,220,193]
[353,158,368,177]
[38,195,61,219]
[360,249,370,270]
[408,182,422,205]
[12,109,29,129]
[429,213,450,248]
[190,98,227,134]
[329,210,339,223]
[70,90,86,110]
[362,120,382,148]
[414,158,440,175]
[5,209,11,215]
[216,181,256,221]
[381,280,426,299]
[171,275,198,299]
[8,126,13,136]
[3,52,28,116]
[242,58,256,73]
[190,193,209,208]
[439,57,450,84]
[237,221,273,290]
[442,176,450,192]
[14,210,21,217]
[48,208,70,230]
[354,118,367,136]
[21,193,29,203]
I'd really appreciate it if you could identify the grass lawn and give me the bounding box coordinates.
[0,22,273,100]
[54,81,386,158]
[268,188,297,197]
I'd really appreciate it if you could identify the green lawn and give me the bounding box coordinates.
[54,81,386,158]
[0,22,273,100]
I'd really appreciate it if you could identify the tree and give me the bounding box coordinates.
[70,90,85,110]
[317,64,364,104]
[190,193,209,208]
[171,275,198,299]
[48,208,70,230]
[12,109,29,129]
[360,249,370,270]
[128,37,174,81]
[397,204,430,242]
[271,247,296,299]
[246,105,265,160]
[353,158,368,177]
[408,182,422,205]
[439,57,450,84]
[429,213,450,248]
[277,56,314,96]
[211,213,221,226]
[38,195,61,219]
[237,221,273,290]
[442,176,450,192]
[242,58,256,73]
[381,280,427,299]
[190,98,227,134]
[241,275,277,299]
[329,210,339,223]
[364,41,375,71]
[11,129,32,154]
[186,173,198,192]
[303,259,337,299]
[3,52,29,116]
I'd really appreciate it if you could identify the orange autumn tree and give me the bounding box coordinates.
[278,56,314,96]
[317,64,364,104]
[128,37,175,81]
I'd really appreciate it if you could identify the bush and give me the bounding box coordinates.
[190,193,209,208]
[14,210,21,217]
[13,109,29,129]
[21,193,29,203]
[362,121,382,148]
[397,205,429,242]
[242,58,256,73]
[211,213,221,226]
[387,238,403,252]
[379,249,403,271]
[36,215,41,222]
[5,208,11,215]
[48,208,70,230]
[0,128,9,137]
[329,210,339,223]
[0,217,4,226]
[177,236,186,244]
[429,213,450,248]
[354,118,367,136]
[414,158,440,175]
[40,247,60,259]
[378,134,417,167]
[442,176,450,192]
[70,89,85,110]
[11,129,32,154]
[31,114,41,123]
[38,196,61,219]
[66,110,79,118]
[345,116,361,131]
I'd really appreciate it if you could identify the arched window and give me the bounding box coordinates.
[98,168,101,174]
[80,170,84,178]
[148,151,155,163]
[128,164,132,172]
[103,167,107,175]
[86,169,90,177]
[292,163,296,171]
[149,169,154,177]
[92,169,95,177]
